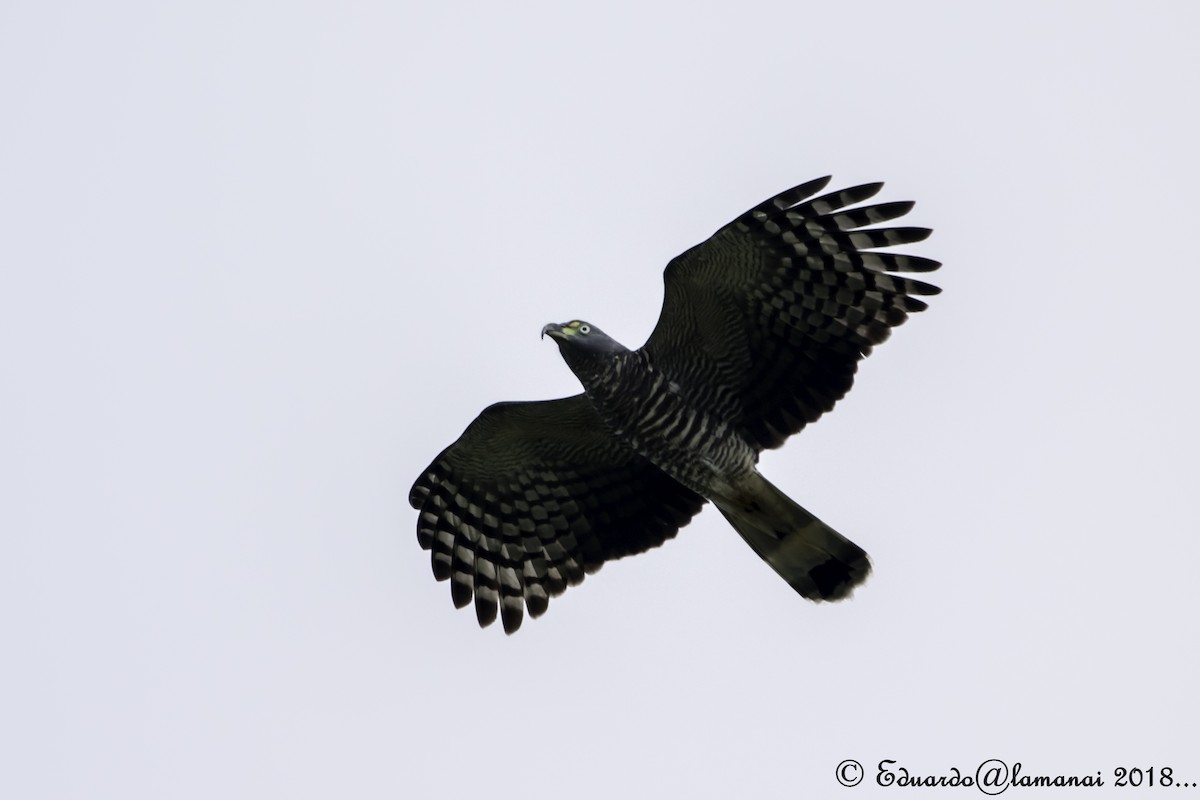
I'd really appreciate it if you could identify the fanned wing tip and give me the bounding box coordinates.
[415,511,436,549]
[826,200,915,231]
[769,175,833,210]
[737,176,832,226]
[408,480,428,509]
[803,182,885,215]
[861,253,941,273]
[475,586,498,628]
[525,581,550,618]
[848,226,932,249]
[501,600,523,634]
[727,178,927,242]
[450,572,473,608]
[473,551,504,629]
[896,276,941,296]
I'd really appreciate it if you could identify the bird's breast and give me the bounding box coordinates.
[583,360,755,494]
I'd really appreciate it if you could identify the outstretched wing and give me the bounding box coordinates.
[409,396,706,633]
[641,176,940,451]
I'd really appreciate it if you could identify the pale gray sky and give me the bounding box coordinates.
[3,1,1198,797]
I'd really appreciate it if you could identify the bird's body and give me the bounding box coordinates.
[411,176,939,632]
[541,319,871,607]
[556,341,753,494]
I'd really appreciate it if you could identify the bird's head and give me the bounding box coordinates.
[541,320,627,357]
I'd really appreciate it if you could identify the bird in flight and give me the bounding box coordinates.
[410,176,939,633]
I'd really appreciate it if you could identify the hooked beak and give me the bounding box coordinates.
[541,322,567,341]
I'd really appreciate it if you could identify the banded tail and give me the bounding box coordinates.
[712,472,870,601]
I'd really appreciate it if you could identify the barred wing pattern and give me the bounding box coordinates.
[642,176,941,451]
[409,396,705,633]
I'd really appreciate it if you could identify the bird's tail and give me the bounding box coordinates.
[712,472,870,601]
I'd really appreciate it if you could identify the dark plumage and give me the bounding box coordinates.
[410,176,939,632]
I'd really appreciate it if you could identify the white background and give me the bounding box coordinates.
[4,1,1197,797]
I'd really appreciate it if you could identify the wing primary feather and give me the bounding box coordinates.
[826,201,915,230]
[737,176,832,224]
[473,555,499,628]
[848,227,932,248]
[860,252,941,273]
[799,182,885,215]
